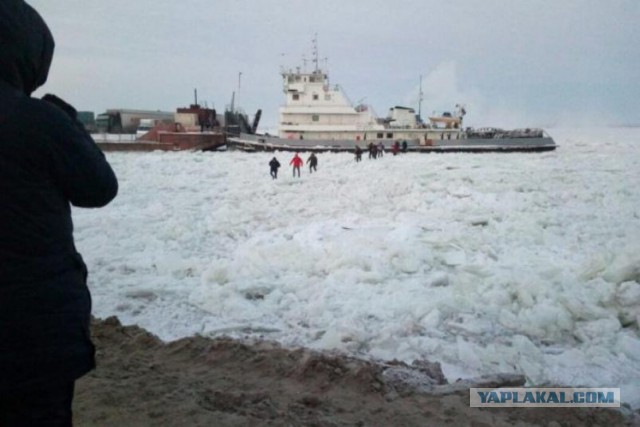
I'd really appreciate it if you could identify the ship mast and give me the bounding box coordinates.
[418,75,424,123]
[312,33,319,73]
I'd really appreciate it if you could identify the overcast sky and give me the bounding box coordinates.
[29,0,639,129]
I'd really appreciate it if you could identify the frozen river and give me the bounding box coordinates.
[74,127,640,407]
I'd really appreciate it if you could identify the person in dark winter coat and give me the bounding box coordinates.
[307,153,318,173]
[269,156,281,179]
[0,1,118,425]
[354,145,362,162]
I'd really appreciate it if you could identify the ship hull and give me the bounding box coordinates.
[227,133,556,153]
[93,132,226,152]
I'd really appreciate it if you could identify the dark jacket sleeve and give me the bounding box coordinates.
[35,98,118,207]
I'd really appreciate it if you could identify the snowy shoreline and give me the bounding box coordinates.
[74,127,640,407]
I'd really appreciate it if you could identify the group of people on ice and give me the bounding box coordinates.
[269,140,409,179]
[269,153,317,179]
[355,140,408,162]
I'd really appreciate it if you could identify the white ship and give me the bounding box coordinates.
[228,43,556,153]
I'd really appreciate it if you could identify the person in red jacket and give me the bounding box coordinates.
[392,140,400,155]
[290,153,303,177]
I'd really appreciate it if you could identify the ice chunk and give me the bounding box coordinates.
[574,318,621,343]
[616,333,640,361]
[616,281,640,306]
[603,252,640,284]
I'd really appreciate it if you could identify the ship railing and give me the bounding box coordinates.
[464,127,547,139]
[91,133,138,143]
[230,132,349,149]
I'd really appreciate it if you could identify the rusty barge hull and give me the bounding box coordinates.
[94,132,226,152]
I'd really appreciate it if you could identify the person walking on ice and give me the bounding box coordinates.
[269,156,280,179]
[354,145,363,162]
[307,153,318,173]
[290,153,303,177]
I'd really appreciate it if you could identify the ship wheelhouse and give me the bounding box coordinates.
[278,67,383,140]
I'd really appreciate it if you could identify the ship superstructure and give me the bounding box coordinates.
[228,39,555,152]
[279,68,384,140]
[277,39,468,142]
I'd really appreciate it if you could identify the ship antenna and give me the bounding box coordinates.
[312,33,319,72]
[323,57,329,84]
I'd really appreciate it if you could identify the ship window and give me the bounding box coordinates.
[387,133,393,138]
[313,94,319,101]
[325,94,331,101]
[312,114,319,121]
[377,133,384,139]
[292,94,300,101]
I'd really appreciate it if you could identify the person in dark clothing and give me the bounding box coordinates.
[0,2,119,425]
[401,140,408,152]
[371,143,378,159]
[354,145,362,162]
[307,153,318,173]
[269,156,281,179]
